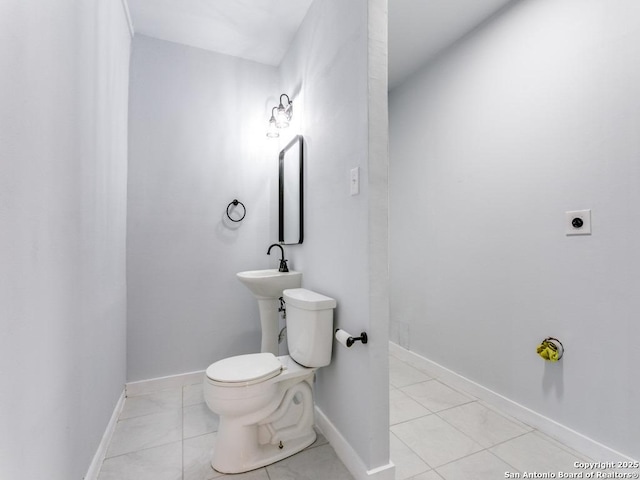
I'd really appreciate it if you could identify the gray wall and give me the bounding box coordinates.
[390,0,640,459]
[279,0,390,470]
[127,36,280,381]
[0,1,131,478]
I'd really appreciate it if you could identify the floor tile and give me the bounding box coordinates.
[266,444,354,480]
[388,350,436,378]
[184,402,220,439]
[390,356,432,388]
[221,468,270,480]
[390,432,430,480]
[489,431,585,474]
[311,427,329,448]
[390,389,432,426]
[435,450,515,480]
[183,432,223,480]
[120,388,182,420]
[391,415,483,468]
[184,382,205,407]
[402,380,473,413]
[410,472,443,480]
[438,401,531,448]
[98,441,182,480]
[107,410,182,457]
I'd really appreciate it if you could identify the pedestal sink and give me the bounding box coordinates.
[237,269,302,355]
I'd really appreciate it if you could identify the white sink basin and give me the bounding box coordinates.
[237,269,302,299]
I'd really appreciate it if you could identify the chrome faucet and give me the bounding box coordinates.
[267,243,289,272]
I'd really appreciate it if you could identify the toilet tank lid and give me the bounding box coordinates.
[206,353,282,384]
[283,288,337,310]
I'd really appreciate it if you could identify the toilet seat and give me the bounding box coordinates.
[206,352,283,387]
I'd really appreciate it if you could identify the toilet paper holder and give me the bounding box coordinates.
[335,329,368,348]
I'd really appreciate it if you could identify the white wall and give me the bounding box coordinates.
[279,0,391,471]
[0,1,131,478]
[127,35,280,381]
[390,0,640,459]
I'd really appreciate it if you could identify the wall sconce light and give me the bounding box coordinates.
[276,94,293,127]
[266,107,279,138]
[266,94,293,138]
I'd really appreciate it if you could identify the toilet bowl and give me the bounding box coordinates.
[203,288,336,474]
[204,353,317,473]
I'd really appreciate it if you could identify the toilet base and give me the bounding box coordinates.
[211,377,317,474]
[204,356,320,474]
[212,428,316,474]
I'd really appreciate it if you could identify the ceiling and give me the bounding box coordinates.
[127,0,514,89]
[126,0,314,66]
[388,0,514,89]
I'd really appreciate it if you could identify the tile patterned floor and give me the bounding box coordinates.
[97,382,354,480]
[98,349,598,480]
[388,350,598,480]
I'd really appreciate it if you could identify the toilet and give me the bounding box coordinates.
[203,287,336,474]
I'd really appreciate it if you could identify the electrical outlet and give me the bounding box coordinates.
[566,209,591,235]
[350,167,359,196]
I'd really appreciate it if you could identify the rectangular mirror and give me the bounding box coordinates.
[279,135,304,244]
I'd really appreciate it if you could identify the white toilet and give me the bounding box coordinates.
[203,287,336,474]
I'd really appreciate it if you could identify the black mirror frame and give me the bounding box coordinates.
[278,135,304,244]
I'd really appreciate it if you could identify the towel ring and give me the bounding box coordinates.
[226,199,246,222]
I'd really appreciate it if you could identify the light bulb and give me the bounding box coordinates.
[266,118,279,138]
[275,107,289,128]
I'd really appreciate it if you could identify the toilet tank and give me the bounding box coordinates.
[283,288,336,368]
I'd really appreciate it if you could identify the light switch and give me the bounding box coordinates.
[350,167,359,196]
[566,209,591,235]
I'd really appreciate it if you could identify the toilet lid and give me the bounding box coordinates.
[206,353,282,385]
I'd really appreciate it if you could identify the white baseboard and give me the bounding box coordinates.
[84,390,126,480]
[315,406,395,480]
[125,370,205,396]
[389,342,635,462]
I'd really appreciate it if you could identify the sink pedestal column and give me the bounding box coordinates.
[236,269,301,356]
[257,298,280,355]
